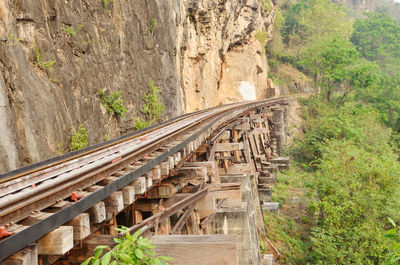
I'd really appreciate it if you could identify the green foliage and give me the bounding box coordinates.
[385,218,400,264]
[149,18,157,34]
[62,24,84,36]
[103,0,115,10]
[133,118,152,131]
[284,98,400,264]
[141,80,165,121]
[132,80,165,130]
[82,228,172,265]
[264,211,310,264]
[260,0,272,13]
[9,33,20,46]
[70,124,88,151]
[281,0,352,48]
[99,89,128,118]
[299,37,359,103]
[255,31,269,53]
[351,12,400,74]
[266,1,400,263]
[34,45,56,71]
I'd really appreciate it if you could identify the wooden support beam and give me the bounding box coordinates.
[215,143,244,152]
[218,163,252,175]
[235,123,250,131]
[146,173,153,188]
[160,161,170,176]
[45,200,73,213]
[152,165,161,181]
[133,201,160,212]
[163,193,192,208]
[146,183,182,199]
[187,161,220,184]
[121,186,136,207]
[2,245,38,265]
[132,177,146,195]
[175,167,208,185]
[151,235,238,265]
[37,226,73,255]
[104,191,124,219]
[21,212,53,226]
[66,213,91,243]
[87,201,106,223]
[196,192,216,219]
[171,204,196,235]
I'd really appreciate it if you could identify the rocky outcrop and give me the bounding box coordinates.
[177,0,276,112]
[0,0,276,173]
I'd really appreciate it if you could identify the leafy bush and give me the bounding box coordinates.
[149,18,157,34]
[286,97,400,264]
[82,227,172,265]
[133,80,165,131]
[133,118,151,131]
[70,124,88,151]
[141,80,165,121]
[62,24,84,36]
[385,218,400,264]
[34,45,55,71]
[99,89,128,118]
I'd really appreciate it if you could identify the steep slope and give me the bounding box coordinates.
[0,0,277,173]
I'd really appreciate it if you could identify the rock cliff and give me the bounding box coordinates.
[0,0,276,173]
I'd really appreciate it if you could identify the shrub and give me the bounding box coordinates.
[61,24,83,36]
[132,80,165,131]
[133,118,151,131]
[141,80,165,121]
[82,227,172,265]
[149,18,157,34]
[34,45,55,71]
[70,124,88,151]
[255,31,269,53]
[99,89,128,118]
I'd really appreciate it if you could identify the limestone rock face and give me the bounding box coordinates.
[177,0,276,112]
[0,0,276,173]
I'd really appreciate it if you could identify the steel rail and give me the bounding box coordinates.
[0,102,242,183]
[0,97,287,262]
[0,107,223,204]
[0,107,226,194]
[0,103,244,224]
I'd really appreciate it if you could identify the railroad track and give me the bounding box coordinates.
[0,97,287,262]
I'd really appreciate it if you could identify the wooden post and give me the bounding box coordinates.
[66,213,91,243]
[37,226,73,255]
[87,201,106,223]
[2,245,38,265]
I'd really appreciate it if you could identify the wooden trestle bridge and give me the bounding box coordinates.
[0,97,289,265]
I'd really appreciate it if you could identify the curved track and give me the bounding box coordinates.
[0,97,287,262]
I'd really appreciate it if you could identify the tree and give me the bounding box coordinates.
[351,12,400,75]
[300,37,359,103]
[282,0,353,52]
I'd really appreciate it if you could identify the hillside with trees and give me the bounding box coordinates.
[264,0,400,264]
